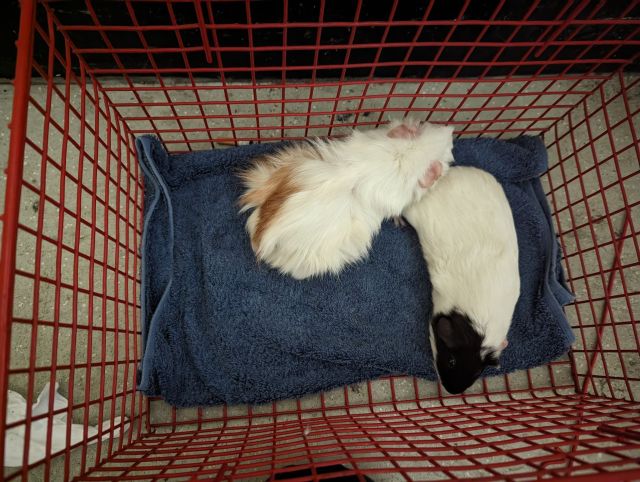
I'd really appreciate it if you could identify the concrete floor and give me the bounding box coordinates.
[1,75,638,480]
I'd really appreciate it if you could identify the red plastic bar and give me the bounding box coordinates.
[0,0,36,470]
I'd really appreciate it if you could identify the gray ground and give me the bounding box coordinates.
[1,75,638,480]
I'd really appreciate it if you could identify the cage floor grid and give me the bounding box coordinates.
[2,0,639,479]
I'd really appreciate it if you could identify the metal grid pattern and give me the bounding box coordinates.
[79,395,640,480]
[0,0,639,480]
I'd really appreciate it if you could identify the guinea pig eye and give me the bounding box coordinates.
[448,357,456,368]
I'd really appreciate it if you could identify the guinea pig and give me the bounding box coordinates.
[238,120,455,279]
[403,166,520,394]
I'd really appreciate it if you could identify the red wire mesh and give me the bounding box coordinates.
[0,0,639,480]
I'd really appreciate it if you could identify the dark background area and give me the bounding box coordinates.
[1,0,638,80]
[2,1,20,78]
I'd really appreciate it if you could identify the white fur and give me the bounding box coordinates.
[241,121,455,279]
[403,166,520,354]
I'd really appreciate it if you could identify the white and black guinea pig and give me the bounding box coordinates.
[404,166,520,394]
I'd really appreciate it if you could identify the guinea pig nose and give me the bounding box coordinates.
[439,370,479,394]
[441,379,470,395]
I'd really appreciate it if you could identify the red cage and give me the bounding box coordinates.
[1,0,639,480]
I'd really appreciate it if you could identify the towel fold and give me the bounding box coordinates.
[136,134,574,407]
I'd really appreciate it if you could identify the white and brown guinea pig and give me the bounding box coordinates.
[238,120,455,279]
[403,166,520,394]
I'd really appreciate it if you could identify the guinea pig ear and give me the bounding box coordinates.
[419,161,443,189]
[387,123,418,139]
[434,315,459,348]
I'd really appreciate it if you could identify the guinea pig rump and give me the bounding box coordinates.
[238,150,303,253]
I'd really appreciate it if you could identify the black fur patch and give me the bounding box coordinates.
[431,311,495,394]
[483,349,500,367]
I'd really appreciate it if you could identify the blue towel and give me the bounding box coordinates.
[136,135,574,407]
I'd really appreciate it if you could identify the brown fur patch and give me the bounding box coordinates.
[253,164,298,248]
[239,145,315,251]
[239,183,269,210]
[237,156,274,211]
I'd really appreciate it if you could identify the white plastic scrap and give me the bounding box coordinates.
[3,381,129,467]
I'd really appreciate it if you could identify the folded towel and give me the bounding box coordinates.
[135,134,574,407]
